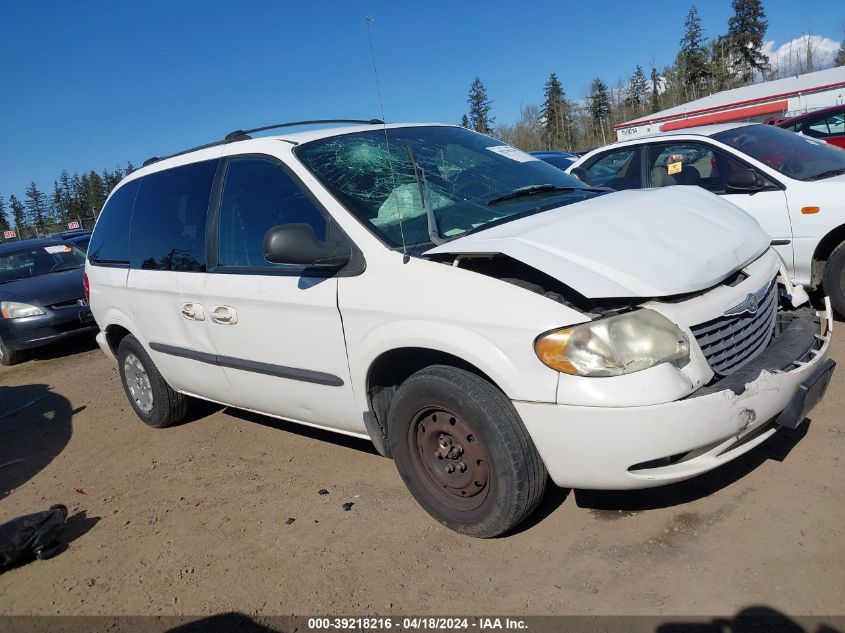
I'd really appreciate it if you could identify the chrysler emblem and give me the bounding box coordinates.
[724,285,768,317]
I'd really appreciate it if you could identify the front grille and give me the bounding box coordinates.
[690,278,778,377]
[48,298,85,309]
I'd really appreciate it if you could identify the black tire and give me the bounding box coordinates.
[117,335,188,428]
[0,336,22,366]
[388,365,547,538]
[822,242,845,317]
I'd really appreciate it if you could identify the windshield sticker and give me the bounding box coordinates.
[486,145,539,163]
[667,161,683,175]
[44,245,72,254]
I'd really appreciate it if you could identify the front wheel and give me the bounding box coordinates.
[388,365,547,538]
[117,335,188,428]
[0,336,22,366]
[822,242,845,317]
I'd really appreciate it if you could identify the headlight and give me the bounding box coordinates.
[1,301,46,319]
[535,309,689,377]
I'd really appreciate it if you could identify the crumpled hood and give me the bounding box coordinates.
[426,186,769,298]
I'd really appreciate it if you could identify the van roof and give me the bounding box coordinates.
[139,121,450,171]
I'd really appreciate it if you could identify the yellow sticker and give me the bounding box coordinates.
[667,161,682,175]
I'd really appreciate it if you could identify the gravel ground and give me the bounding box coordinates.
[0,329,843,617]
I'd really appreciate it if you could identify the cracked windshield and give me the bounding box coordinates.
[295,126,602,247]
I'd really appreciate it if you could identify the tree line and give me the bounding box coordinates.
[0,163,134,237]
[3,0,843,235]
[462,0,844,152]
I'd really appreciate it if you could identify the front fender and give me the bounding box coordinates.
[350,318,560,408]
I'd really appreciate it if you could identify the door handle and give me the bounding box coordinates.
[181,302,205,321]
[210,305,238,325]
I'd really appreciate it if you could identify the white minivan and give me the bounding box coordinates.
[86,121,835,537]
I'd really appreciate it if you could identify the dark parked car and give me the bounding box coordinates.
[0,238,95,365]
[64,232,92,252]
[777,105,845,149]
[529,150,579,171]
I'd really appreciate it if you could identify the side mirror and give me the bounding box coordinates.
[569,167,592,186]
[263,224,351,268]
[725,169,766,191]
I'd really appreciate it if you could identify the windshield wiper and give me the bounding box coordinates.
[486,184,579,206]
[806,168,845,181]
[406,144,445,246]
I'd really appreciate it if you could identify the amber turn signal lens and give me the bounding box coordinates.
[534,328,579,374]
[801,206,820,214]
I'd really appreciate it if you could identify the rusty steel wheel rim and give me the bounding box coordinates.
[407,407,491,512]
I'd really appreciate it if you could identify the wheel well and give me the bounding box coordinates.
[105,325,131,357]
[811,225,845,286]
[366,348,498,437]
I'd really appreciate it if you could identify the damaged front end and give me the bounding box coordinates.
[513,289,834,489]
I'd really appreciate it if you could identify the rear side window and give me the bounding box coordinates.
[88,179,139,266]
[800,111,845,139]
[129,160,219,272]
[585,149,642,190]
[216,157,327,268]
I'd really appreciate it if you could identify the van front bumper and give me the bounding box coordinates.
[515,306,833,490]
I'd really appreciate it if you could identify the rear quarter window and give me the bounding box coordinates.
[88,179,140,266]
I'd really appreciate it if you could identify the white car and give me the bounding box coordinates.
[85,121,835,537]
[568,122,845,315]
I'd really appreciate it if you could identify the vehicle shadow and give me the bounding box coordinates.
[21,333,99,363]
[508,484,571,536]
[657,605,843,633]
[222,407,380,456]
[0,384,76,500]
[574,422,810,513]
[164,613,281,632]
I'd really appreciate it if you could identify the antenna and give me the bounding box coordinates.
[365,15,408,261]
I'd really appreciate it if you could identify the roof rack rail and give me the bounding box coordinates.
[224,119,384,141]
[143,118,385,168]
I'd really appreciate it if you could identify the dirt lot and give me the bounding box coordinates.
[0,330,843,618]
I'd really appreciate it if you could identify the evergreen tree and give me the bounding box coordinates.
[24,182,49,232]
[650,64,661,113]
[835,39,845,66]
[52,181,64,223]
[727,0,768,82]
[589,78,610,124]
[9,195,26,232]
[589,78,611,144]
[679,5,710,97]
[0,194,10,232]
[625,65,649,114]
[87,171,106,214]
[467,77,494,135]
[541,73,574,149]
[460,114,470,128]
[59,170,79,219]
[709,36,736,92]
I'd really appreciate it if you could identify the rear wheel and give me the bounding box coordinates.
[0,336,22,366]
[388,365,547,538]
[822,242,845,317]
[117,335,187,428]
